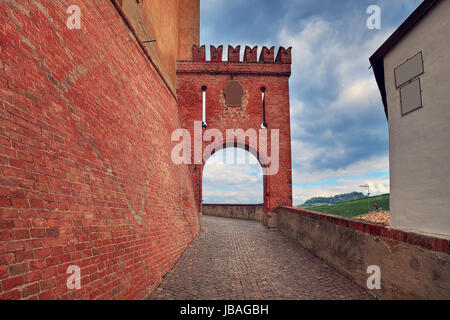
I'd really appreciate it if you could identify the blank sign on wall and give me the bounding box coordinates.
[395,52,424,88]
[400,78,423,115]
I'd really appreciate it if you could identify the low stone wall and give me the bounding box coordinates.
[202,204,264,222]
[276,206,450,300]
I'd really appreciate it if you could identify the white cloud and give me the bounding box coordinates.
[293,154,389,185]
[279,19,332,87]
[289,99,306,135]
[331,77,379,111]
[203,189,263,204]
[203,162,261,186]
[202,149,263,203]
[280,18,393,112]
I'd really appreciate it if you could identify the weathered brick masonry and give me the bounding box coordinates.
[0,1,199,299]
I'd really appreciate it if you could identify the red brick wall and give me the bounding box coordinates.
[177,45,293,213]
[0,1,198,300]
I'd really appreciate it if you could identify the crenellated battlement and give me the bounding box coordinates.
[210,45,223,62]
[244,46,258,62]
[228,45,241,62]
[191,45,292,64]
[259,46,275,63]
[276,47,292,64]
[193,45,206,61]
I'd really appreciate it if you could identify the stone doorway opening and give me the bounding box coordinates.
[202,147,267,222]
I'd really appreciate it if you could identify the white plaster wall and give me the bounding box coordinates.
[384,0,450,238]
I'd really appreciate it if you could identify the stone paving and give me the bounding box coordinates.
[149,216,375,300]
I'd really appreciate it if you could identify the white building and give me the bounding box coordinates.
[370,0,450,238]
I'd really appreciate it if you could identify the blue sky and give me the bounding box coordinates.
[201,0,423,205]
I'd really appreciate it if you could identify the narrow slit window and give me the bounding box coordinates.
[202,86,207,128]
[261,86,267,128]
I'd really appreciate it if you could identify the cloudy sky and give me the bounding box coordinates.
[200,0,423,205]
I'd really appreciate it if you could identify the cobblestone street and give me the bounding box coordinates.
[149,216,375,300]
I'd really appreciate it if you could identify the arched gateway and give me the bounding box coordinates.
[176,45,293,225]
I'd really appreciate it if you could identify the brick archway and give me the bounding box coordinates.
[202,142,268,210]
[176,45,293,215]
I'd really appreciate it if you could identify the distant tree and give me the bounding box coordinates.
[301,192,366,207]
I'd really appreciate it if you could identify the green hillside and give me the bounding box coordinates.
[301,194,390,218]
[301,191,365,207]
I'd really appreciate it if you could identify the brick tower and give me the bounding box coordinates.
[176,45,293,224]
